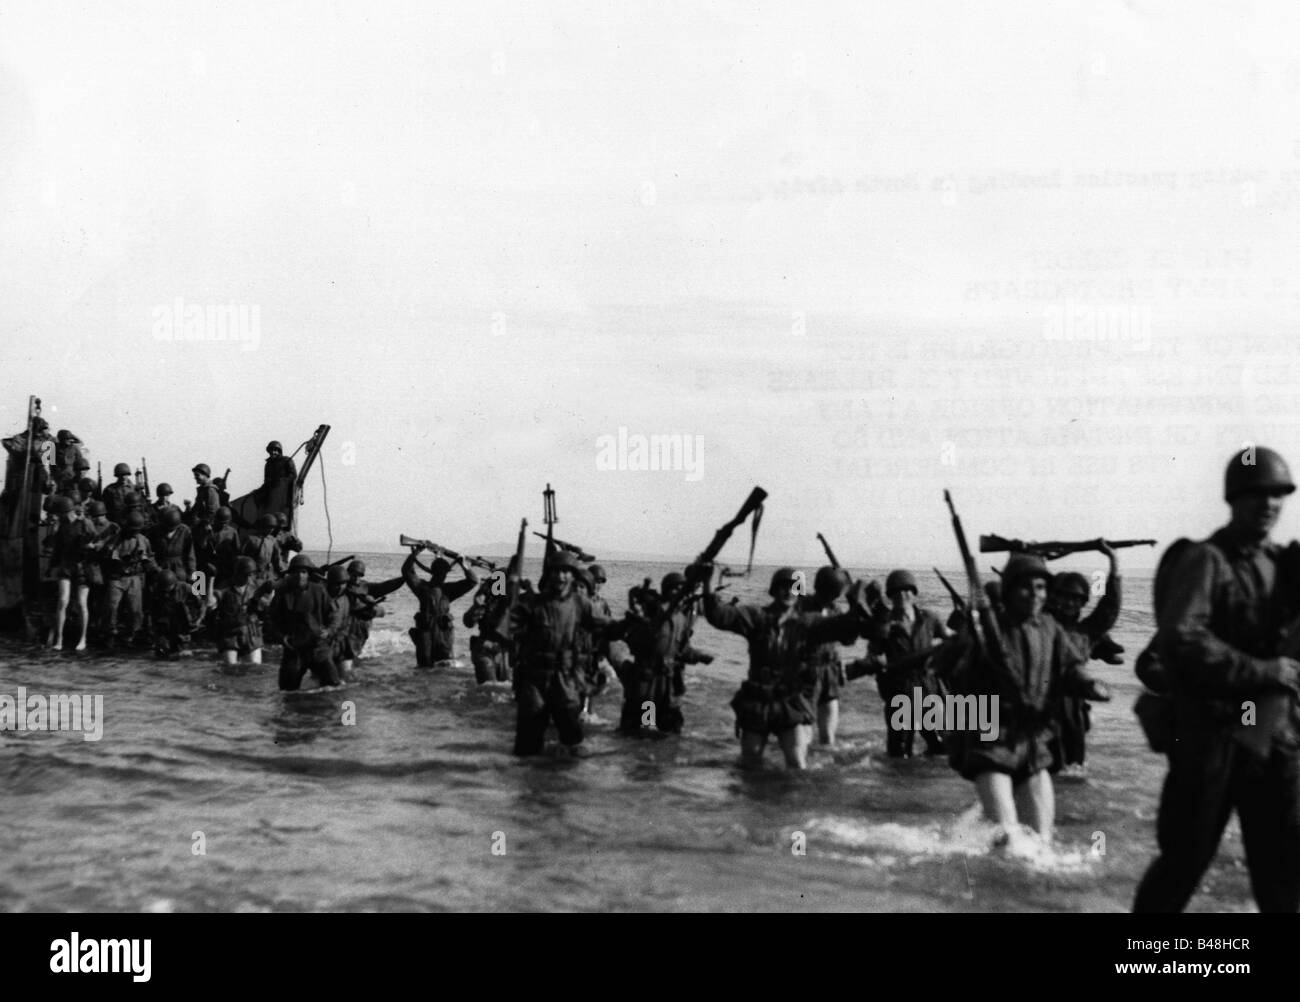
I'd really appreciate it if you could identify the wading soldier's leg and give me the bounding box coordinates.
[513,675,550,756]
[974,771,1019,829]
[279,645,308,691]
[778,724,813,770]
[1132,735,1235,912]
[1234,747,1300,912]
[550,673,584,750]
[1013,770,1055,840]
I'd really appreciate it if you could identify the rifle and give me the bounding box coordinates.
[674,486,768,612]
[532,532,593,562]
[945,490,1018,699]
[933,567,965,611]
[309,554,355,581]
[816,533,841,570]
[979,534,1156,561]
[507,518,528,606]
[141,457,150,498]
[398,534,497,572]
[96,461,102,498]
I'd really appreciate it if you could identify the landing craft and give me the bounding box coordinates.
[0,395,330,636]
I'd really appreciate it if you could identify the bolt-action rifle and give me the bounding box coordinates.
[674,487,767,612]
[816,532,841,570]
[945,490,1019,700]
[531,532,593,562]
[979,534,1155,561]
[934,567,965,611]
[398,534,498,572]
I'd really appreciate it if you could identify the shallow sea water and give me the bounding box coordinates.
[0,558,1257,912]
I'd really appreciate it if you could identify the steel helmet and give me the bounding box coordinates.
[124,511,145,530]
[288,554,315,572]
[235,556,258,575]
[587,563,607,584]
[885,569,919,595]
[347,559,366,577]
[326,564,348,584]
[213,506,231,525]
[1002,554,1051,588]
[814,565,845,597]
[161,507,182,528]
[769,566,801,596]
[256,514,277,532]
[154,569,178,589]
[113,462,131,477]
[1224,446,1295,501]
[661,571,686,595]
[267,441,282,454]
[156,483,174,496]
[49,495,74,515]
[192,463,211,477]
[86,500,107,516]
[1051,571,1091,600]
[548,552,581,574]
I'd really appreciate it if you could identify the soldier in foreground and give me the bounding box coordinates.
[1134,446,1300,912]
[944,554,1109,841]
[509,552,610,756]
[703,564,865,770]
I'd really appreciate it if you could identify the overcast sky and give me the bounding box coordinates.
[3,1,1299,571]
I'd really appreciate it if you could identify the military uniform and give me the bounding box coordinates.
[868,605,951,758]
[464,582,513,683]
[608,601,700,734]
[1049,570,1121,770]
[403,552,477,666]
[101,481,138,525]
[148,577,200,657]
[945,608,1097,782]
[151,522,196,582]
[103,526,154,644]
[268,576,340,690]
[1134,526,1300,912]
[241,532,284,587]
[705,595,861,738]
[575,589,613,702]
[213,579,268,655]
[509,586,610,755]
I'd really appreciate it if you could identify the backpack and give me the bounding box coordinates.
[1132,538,1197,753]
